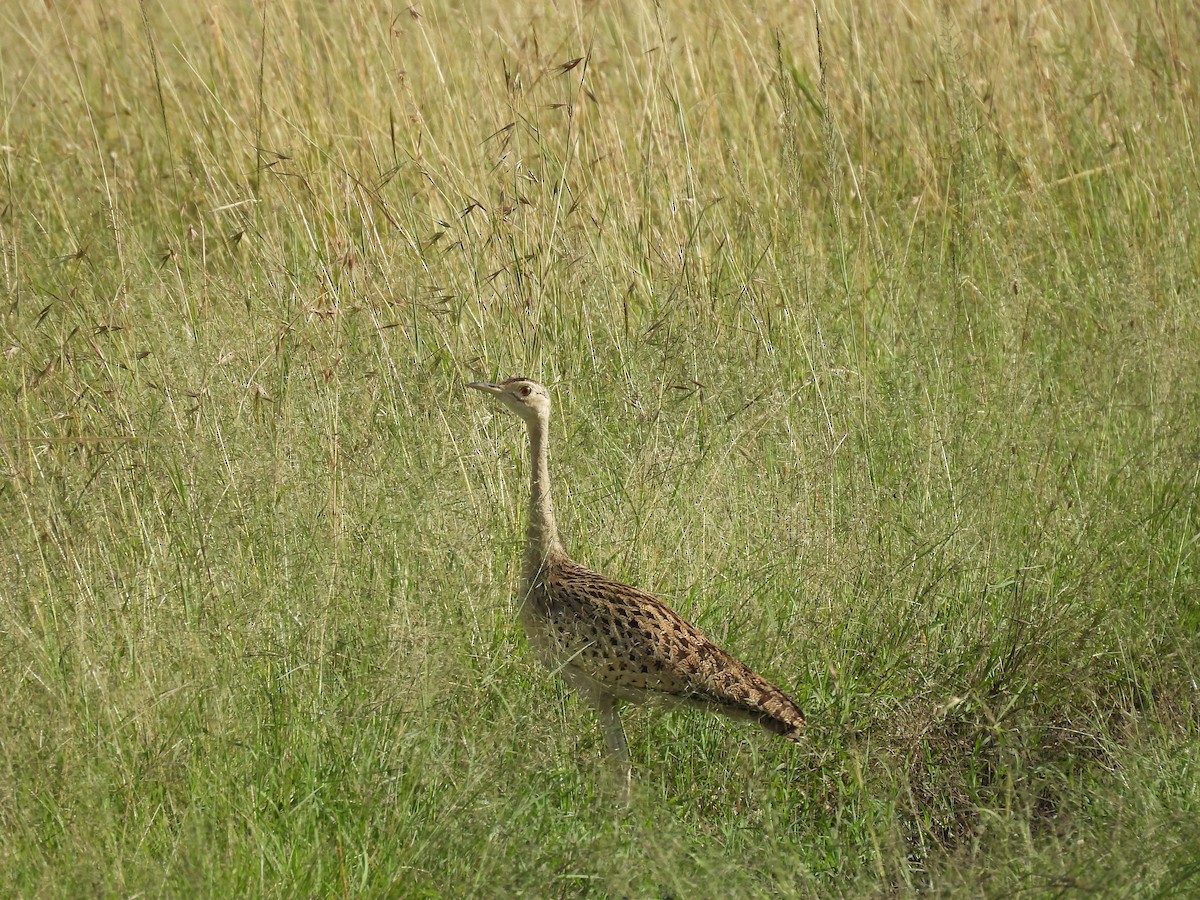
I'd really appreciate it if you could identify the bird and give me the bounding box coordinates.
[467,376,806,791]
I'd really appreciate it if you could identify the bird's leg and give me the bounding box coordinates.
[591,692,632,803]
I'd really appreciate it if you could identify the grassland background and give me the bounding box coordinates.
[1,0,1198,895]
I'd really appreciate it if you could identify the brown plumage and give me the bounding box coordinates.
[534,557,806,741]
[468,377,805,786]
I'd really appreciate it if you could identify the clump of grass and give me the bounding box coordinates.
[1,0,1198,894]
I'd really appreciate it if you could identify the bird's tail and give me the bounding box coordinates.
[760,706,807,743]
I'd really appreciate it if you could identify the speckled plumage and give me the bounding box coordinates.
[523,553,806,741]
[468,377,805,782]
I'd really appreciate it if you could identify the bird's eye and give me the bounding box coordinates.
[518,386,532,398]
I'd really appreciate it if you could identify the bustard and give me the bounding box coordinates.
[468,377,805,789]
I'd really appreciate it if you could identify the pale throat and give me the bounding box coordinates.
[524,412,561,569]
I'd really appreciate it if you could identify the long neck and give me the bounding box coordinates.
[524,412,561,574]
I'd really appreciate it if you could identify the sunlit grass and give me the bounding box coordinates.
[1,0,1198,894]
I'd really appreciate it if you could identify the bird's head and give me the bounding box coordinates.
[467,377,551,424]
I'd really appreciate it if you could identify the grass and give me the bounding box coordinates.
[1,0,1198,894]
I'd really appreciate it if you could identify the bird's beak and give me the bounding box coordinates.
[467,381,503,395]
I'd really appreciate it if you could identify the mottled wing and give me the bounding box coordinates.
[542,559,806,741]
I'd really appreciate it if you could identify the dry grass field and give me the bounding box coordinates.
[2,0,1198,894]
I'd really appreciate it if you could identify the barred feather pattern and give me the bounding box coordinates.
[520,551,806,742]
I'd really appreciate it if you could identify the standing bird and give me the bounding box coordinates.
[468,377,805,790]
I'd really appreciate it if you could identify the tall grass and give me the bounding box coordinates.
[1,0,1198,894]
